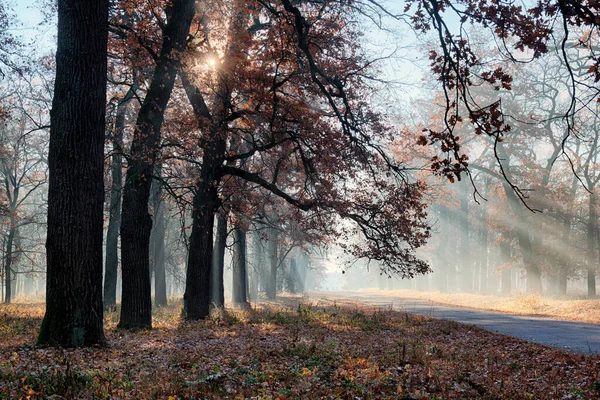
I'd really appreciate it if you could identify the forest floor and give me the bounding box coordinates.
[336,288,600,324]
[1,297,600,399]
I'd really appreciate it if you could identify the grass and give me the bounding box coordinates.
[349,288,600,323]
[0,297,599,398]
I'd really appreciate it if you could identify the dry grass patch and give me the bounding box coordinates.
[351,288,600,323]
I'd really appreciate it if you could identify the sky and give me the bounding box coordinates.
[11,0,56,52]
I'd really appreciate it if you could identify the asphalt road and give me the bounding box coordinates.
[312,291,600,355]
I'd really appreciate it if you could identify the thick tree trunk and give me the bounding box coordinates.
[38,0,108,347]
[266,228,278,300]
[232,225,249,306]
[119,0,195,329]
[587,190,597,297]
[104,83,136,310]
[210,211,227,307]
[183,179,220,319]
[152,172,167,307]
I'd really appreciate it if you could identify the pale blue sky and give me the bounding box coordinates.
[12,0,56,52]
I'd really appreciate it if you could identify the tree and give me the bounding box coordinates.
[38,0,109,347]
[177,0,430,318]
[0,116,46,304]
[104,82,138,310]
[118,0,196,329]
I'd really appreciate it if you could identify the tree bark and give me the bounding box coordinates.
[119,0,195,329]
[210,211,227,307]
[232,224,248,306]
[104,82,136,310]
[38,0,108,347]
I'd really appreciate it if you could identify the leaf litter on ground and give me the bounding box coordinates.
[0,296,599,399]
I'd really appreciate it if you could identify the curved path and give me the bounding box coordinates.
[310,291,600,355]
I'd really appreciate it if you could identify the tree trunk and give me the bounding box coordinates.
[500,239,512,295]
[183,178,220,319]
[210,211,227,307]
[182,0,248,319]
[588,190,597,297]
[266,228,278,300]
[119,0,195,329]
[38,0,108,347]
[152,171,167,307]
[502,184,541,293]
[4,222,15,305]
[558,175,579,296]
[232,225,248,307]
[479,181,490,294]
[436,205,449,292]
[459,181,471,292]
[297,252,309,293]
[288,257,298,293]
[104,83,136,310]
[248,230,262,301]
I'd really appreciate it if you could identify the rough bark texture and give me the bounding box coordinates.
[119,0,195,329]
[232,225,248,306]
[38,0,108,347]
[104,84,136,310]
[183,178,220,319]
[210,211,227,307]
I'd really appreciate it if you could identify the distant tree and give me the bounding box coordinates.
[0,116,46,304]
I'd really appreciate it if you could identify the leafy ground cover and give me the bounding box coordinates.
[347,288,600,324]
[1,297,599,399]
